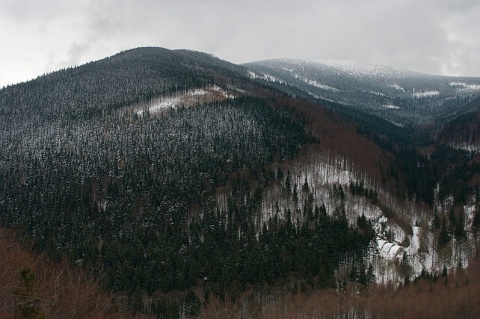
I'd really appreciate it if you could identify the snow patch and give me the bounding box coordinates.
[382,104,401,110]
[449,142,480,153]
[450,82,480,91]
[248,71,257,79]
[140,97,181,114]
[377,239,404,260]
[250,71,285,84]
[307,92,348,105]
[135,85,232,115]
[306,80,340,92]
[412,90,439,98]
[388,84,406,92]
[368,91,387,97]
[294,74,340,92]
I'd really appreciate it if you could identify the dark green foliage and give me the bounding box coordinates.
[0,48,357,314]
[350,181,378,204]
[414,268,438,283]
[432,145,479,205]
[368,138,479,209]
[473,207,480,233]
[454,209,467,241]
[1,46,451,316]
[356,213,376,241]
[302,176,309,192]
[0,45,319,314]
[438,216,451,249]
[392,147,436,205]
[285,170,292,192]
[0,47,248,127]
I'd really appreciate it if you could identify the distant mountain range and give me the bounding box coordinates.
[244,59,480,126]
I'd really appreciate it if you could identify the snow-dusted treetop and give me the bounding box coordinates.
[263,58,414,78]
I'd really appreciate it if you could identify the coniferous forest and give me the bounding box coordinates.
[1,47,480,318]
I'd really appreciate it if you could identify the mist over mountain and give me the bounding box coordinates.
[1,47,480,318]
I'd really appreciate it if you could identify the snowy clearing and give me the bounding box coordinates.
[249,71,285,84]
[134,85,232,116]
[368,91,387,97]
[294,74,340,92]
[449,142,480,153]
[450,82,480,91]
[382,104,401,110]
[412,90,439,98]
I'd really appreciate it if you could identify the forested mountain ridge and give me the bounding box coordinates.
[0,47,249,125]
[1,47,479,318]
[244,59,480,126]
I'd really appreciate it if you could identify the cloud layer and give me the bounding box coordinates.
[1,0,480,87]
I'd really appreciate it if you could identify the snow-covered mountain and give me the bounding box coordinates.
[244,59,480,125]
[1,47,480,317]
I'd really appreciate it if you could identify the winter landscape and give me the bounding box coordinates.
[0,47,479,318]
[1,1,480,318]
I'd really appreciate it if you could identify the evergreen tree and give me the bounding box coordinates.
[302,176,309,192]
[438,217,451,248]
[454,208,467,240]
[292,184,298,202]
[285,170,292,192]
[431,211,440,231]
[367,264,375,284]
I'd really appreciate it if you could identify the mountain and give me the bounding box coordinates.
[1,47,479,317]
[243,59,480,126]
[0,47,248,125]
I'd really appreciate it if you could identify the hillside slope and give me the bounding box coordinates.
[0,227,151,319]
[1,47,479,317]
[244,59,480,126]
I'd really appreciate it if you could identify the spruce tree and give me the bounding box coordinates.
[438,217,450,248]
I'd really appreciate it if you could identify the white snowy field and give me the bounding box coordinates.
[131,85,233,116]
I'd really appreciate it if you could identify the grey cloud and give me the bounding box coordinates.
[1,0,480,87]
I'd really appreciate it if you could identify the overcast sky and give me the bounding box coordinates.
[1,0,480,87]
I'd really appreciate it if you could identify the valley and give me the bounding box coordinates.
[1,47,480,318]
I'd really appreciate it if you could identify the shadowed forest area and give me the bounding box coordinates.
[3,225,479,319]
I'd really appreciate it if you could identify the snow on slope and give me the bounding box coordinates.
[133,85,232,115]
[383,104,401,110]
[219,148,476,285]
[388,84,406,92]
[248,70,285,84]
[291,73,340,92]
[450,82,480,91]
[412,90,440,98]
[449,142,480,153]
[260,58,411,79]
[313,59,408,78]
